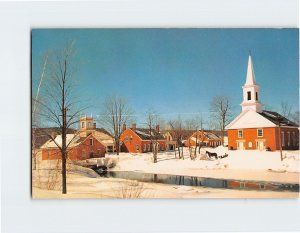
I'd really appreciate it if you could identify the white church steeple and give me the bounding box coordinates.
[241,53,262,113]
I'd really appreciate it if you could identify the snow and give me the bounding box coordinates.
[110,146,299,172]
[41,134,80,148]
[107,146,299,184]
[226,109,276,129]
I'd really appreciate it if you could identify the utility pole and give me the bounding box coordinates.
[277,117,283,161]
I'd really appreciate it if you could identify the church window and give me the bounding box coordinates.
[287,132,290,147]
[81,122,85,128]
[257,128,263,137]
[256,92,258,101]
[248,142,252,148]
[292,132,295,146]
[281,132,285,147]
[238,129,243,138]
[247,91,251,100]
[88,122,92,128]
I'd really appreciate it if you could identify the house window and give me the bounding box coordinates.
[124,136,128,143]
[247,91,251,100]
[248,142,252,148]
[281,132,285,147]
[292,132,295,146]
[238,129,243,138]
[147,144,150,151]
[143,144,146,152]
[257,128,263,137]
[81,122,85,128]
[136,144,139,152]
[287,132,291,147]
[256,92,258,101]
[89,138,93,145]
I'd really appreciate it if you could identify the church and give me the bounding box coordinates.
[226,54,299,151]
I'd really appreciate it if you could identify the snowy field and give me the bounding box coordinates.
[31,148,299,199]
[106,146,299,184]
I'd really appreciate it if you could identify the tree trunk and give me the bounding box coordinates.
[62,107,67,194]
[62,152,67,194]
[116,139,120,155]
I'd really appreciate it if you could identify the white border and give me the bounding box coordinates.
[0,1,299,233]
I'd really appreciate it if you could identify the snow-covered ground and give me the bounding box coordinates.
[31,148,300,199]
[106,146,299,184]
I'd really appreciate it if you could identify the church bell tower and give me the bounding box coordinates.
[241,54,262,113]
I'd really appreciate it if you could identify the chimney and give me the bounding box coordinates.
[156,124,160,133]
[122,123,126,132]
[93,122,96,129]
[132,123,136,132]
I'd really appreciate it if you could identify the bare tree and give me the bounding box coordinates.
[185,116,206,160]
[101,95,133,155]
[210,96,232,145]
[168,116,184,160]
[33,41,86,194]
[145,109,160,163]
[280,101,292,119]
[291,110,299,125]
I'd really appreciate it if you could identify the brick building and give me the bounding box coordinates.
[41,133,106,160]
[226,54,299,151]
[184,130,222,148]
[120,124,166,153]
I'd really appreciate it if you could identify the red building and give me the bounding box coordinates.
[120,124,166,153]
[184,131,222,148]
[41,133,106,160]
[226,54,299,151]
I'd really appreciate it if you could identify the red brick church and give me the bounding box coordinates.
[226,54,299,151]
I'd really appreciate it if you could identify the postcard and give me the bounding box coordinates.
[31,28,299,198]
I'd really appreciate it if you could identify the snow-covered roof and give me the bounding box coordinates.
[132,128,165,140]
[41,134,81,149]
[225,108,299,130]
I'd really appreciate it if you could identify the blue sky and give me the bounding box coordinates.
[32,29,299,126]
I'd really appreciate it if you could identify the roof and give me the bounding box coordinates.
[202,132,221,140]
[162,129,195,140]
[95,128,113,137]
[41,134,82,149]
[259,110,299,127]
[93,128,114,145]
[132,128,165,140]
[32,127,76,149]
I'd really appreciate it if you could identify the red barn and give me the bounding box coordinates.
[120,124,166,153]
[226,54,299,151]
[41,133,106,160]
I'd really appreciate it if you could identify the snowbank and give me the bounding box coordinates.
[108,146,299,174]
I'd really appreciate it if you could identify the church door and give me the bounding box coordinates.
[237,141,245,150]
[256,141,265,151]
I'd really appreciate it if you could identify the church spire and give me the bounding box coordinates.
[245,53,256,86]
[241,53,262,113]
